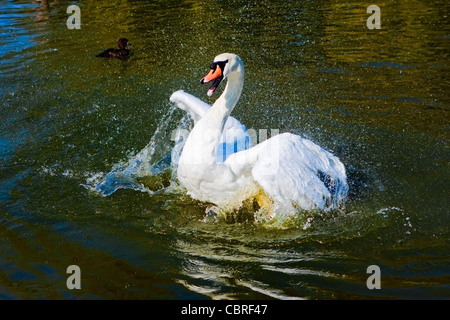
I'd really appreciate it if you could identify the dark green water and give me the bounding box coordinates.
[0,0,449,299]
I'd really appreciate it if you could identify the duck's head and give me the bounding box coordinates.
[118,38,132,49]
[200,53,243,96]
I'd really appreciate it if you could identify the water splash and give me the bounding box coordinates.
[93,104,191,196]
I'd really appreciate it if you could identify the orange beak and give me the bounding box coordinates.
[200,59,228,96]
[200,65,223,83]
[200,64,225,96]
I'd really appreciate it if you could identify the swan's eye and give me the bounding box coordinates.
[210,60,229,74]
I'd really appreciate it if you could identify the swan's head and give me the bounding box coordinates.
[200,53,243,96]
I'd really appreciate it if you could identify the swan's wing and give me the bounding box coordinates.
[170,90,210,124]
[170,90,253,162]
[216,115,253,162]
[226,133,348,216]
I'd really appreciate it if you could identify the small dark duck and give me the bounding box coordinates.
[96,38,132,58]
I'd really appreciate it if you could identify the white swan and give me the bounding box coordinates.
[170,53,348,220]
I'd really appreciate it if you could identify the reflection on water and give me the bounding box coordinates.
[0,0,449,299]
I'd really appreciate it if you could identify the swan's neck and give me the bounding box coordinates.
[215,69,244,114]
[187,64,244,165]
[206,64,244,133]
